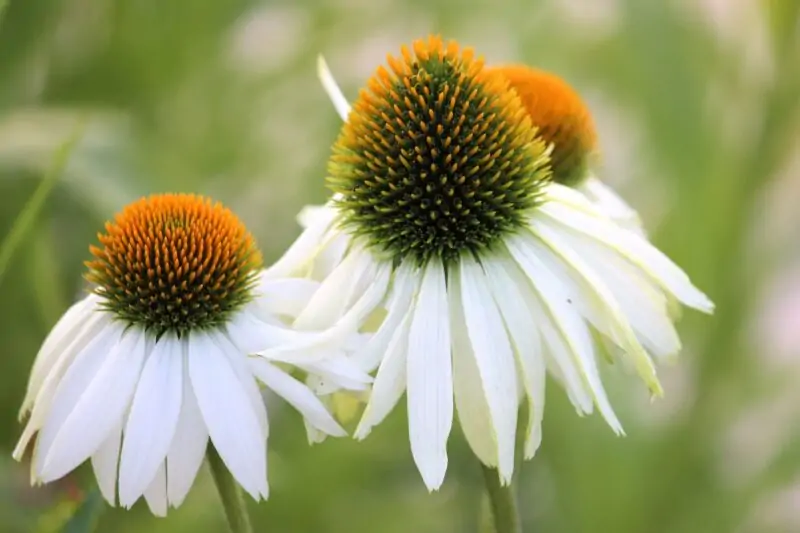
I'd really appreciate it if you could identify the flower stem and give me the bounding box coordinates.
[481,463,523,533]
[207,447,254,533]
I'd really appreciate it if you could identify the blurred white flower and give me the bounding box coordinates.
[13,193,368,516]
[271,36,713,490]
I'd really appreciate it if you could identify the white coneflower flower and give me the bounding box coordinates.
[13,194,366,516]
[270,36,714,491]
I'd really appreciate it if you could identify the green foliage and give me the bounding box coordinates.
[0,1,798,532]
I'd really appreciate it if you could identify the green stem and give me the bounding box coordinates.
[481,464,523,533]
[207,447,254,533]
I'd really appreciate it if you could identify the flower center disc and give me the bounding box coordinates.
[328,36,551,265]
[489,66,597,187]
[86,194,263,336]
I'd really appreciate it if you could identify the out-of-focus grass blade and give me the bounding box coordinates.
[0,118,86,287]
[60,489,105,533]
[0,0,8,28]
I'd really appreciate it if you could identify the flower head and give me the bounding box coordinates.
[328,37,550,264]
[85,194,262,336]
[14,194,365,515]
[275,36,713,490]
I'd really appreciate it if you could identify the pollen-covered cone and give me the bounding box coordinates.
[13,194,368,516]
[273,36,713,491]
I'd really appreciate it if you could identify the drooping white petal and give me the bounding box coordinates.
[21,295,99,417]
[15,310,112,460]
[449,268,498,469]
[259,256,391,359]
[317,55,352,121]
[226,309,325,356]
[500,243,592,416]
[481,257,547,459]
[406,258,453,491]
[19,315,117,465]
[255,277,320,318]
[39,328,150,482]
[91,422,122,506]
[188,332,267,500]
[506,235,624,434]
[309,234,349,281]
[296,355,372,392]
[550,225,682,360]
[118,336,184,508]
[262,204,337,279]
[213,331,268,437]
[142,463,167,517]
[539,198,713,313]
[166,339,208,508]
[457,257,518,484]
[249,358,345,437]
[579,177,644,234]
[294,247,375,330]
[351,261,417,372]
[529,217,662,395]
[355,310,412,440]
[296,204,333,229]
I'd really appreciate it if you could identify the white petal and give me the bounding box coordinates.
[406,259,453,491]
[255,277,320,318]
[550,225,682,360]
[118,336,184,508]
[15,309,112,460]
[143,463,168,517]
[351,261,416,372]
[214,331,268,437]
[166,340,208,508]
[294,248,375,330]
[449,269,498,468]
[579,177,644,234]
[506,235,623,434]
[91,422,122,506]
[188,332,267,500]
[296,204,332,229]
[482,258,547,459]
[21,295,98,417]
[262,204,338,279]
[39,328,149,482]
[457,258,518,483]
[355,311,412,439]
[226,309,317,355]
[317,55,351,121]
[539,199,713,313]
[529,218,662,395]
[309,234,349,281]
[30,320,123,471]
[259,256,392,360]
[297,355,372,392]
[249,358,345,437]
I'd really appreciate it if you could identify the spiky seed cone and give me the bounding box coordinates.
[86,194,262,337]
[328,36,551,265]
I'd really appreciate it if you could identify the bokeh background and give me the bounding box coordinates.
[1,0,799,532]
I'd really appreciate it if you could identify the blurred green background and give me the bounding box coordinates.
[1,0,799,532]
